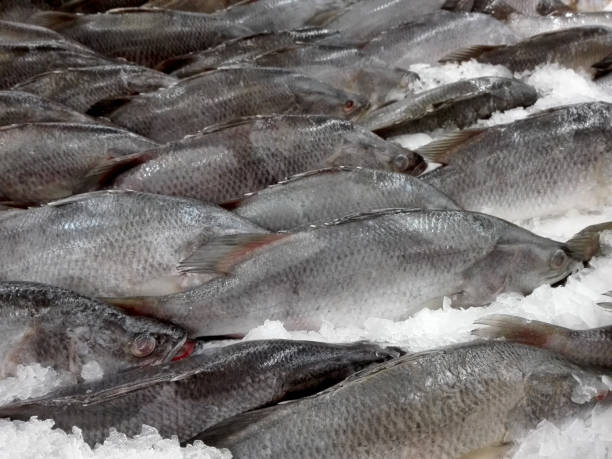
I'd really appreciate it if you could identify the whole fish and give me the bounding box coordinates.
[506,12,612,38]
[363,77,538,136]
[442,26,612,76]
[230,167,459,231]
[109,67,370,143]
[33,8,252,67]
[474,314,612,368]
[0,91,97,125]
[111,116,425,203]
[420,102,612,221]
[0,281,188,378]
[158,28,340,77]
[195,341,610,459]
[105,208,585,337]
[443,0,574,15]
[0,42,113,89]
[144,0,246,13]
[13,64,177,114]
[361,11,518,69]
[0,122,157,204]
[0,190,265,297]
[0,339,398,445]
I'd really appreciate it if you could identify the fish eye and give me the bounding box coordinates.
[343,100,355,112]
[130,334,157,358]
[391,154,410,171]
[549,249,568,270]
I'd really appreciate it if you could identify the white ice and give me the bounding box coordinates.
[1,62,611,458]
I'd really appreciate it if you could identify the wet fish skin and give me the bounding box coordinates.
[0,281,187,378]
[34,8,252,67]
[363,77,538,136]
[0,122,157,204]
[158,28,340,78]
[506,12,612,38]
[143,0,246,13]
[108,209,579,337]
[196,341,609,459]
[13,64,177,113]
[232,167,459,231]
[0,19,92,51]
[0,339,399,445]
[111,115,424,203]
[444,0,574,16]
[59,0,148,13]
[420,102,612,221]
[0,90,98,125]
[0,190,266,297]
[109,67,370,143]
[474,314,612,368]
[360,11,518,68]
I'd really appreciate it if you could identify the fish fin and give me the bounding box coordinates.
[593,54,612,79]
[597,291,612,310]
[105,7,168,13]
[31,11,79,31]
[76,151,153,192]
[46,190,133,207]
[439,45,500,63]
[415,129,484,164]
[471,314,564,347]
[565,221,612,261]
[99,295,161,317]
[86,96,136,117]
[197,115,270,135]
[177,233,289,274]
[459,443,515,459]
[442,0,518,21]
[306,9,341,27]
[155,54,206,75]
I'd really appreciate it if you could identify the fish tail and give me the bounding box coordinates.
[472,314,566,348]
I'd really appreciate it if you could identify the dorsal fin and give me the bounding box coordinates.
[31,12,79,31]
[415,129,485,164]
[565,221,612,261]
[439,45,501,63]
[46,190,134,207]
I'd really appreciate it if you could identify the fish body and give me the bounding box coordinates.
[0,190,265,297]
[144,0,261,13]
[196,341,609,459]
[507,12,612,38]
[444,0,574,15]
[232,167,460,231]
[421,102,612,221]
[0,339,397,445]
[109,67,370,143]
[0,281,187,378]
[111,115,424,203]
[0,90,97,125]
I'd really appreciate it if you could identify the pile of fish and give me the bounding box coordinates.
[0,0,611,457]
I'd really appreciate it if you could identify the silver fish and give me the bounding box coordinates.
[111,115,424,203]
[143,0,249,13]
[105,208,582,337]
[0,90,98,125]
[443,0,574,16]
[195,341,610,459]
[0,190,266,297]
[0,339,398,445]
[420,102,612,221]
[0,281,188,378]
[231,167,459,231]
[109,67,370,143]
[0,122,157,204]
[506,12,612,38]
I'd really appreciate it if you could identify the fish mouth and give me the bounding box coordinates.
[171,339,196,361]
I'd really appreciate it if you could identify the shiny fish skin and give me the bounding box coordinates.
[421,102,612,221]
[445,0,573,15]
[111,115,424,203]
[116,209,579,337]
[144,0,246,13]
[0,122,157,204]
[507,12,612,38]
[59,0,148,13]
[0,190,265,297]
[109,67,370,143]
[0,19,91,51]
[361,11,518,68]
[13,64,177,113]
[160,28,340,78]
[0,339,398,445]
[233,167,460,231]
[0,90,97,125]
[363,77,538,135]
[0,281,187,378]
[197,342,609,459]
[35,8,252,67]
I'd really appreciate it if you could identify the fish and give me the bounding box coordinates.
[0,19,92,51]
[195,341,610,458]
[59,0,149,12]
[0,190,266,297]
[0,90,99,125]
[13,64,177,114]
[230,167,460,231]
[143,0,247,13]
[0,122,157,205]
[506,12,612,38]
[419,102,612,221]
[441,26,612,76]
[104,208,586,338]
[157,28,340,77]
[0,281,188,379]
[473,314,612,368]
[0,42,114,89]
[360,11,518,69]
[111,115,424,203]
[362,77,538,136]
[33,8,252,67]
[443,0,574,16]
[108,67,370,143]
[0,339,399,445]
